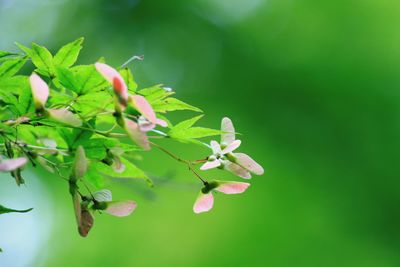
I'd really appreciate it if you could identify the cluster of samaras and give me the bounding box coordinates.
[0,39,264,237]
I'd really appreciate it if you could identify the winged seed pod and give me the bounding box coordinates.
[71,146,87,181]
[29,73,49,111]
[200,117,264,179]
[69,183,93,237]
[69,151,93,238]
[104,201,137,217]
[47,109,82,127]
[93,189,137,217]
[0,40,265,238]
[72,190,82,229]
[131,95,168,131]
[95,62,129,106]
[94,62,167,150]
[78,207,94,237]
[0,157,28,172]
[193,181,250,214]
[29,73,82,127]
[0,157,28,186]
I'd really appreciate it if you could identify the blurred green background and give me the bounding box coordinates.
[1,0,400,266]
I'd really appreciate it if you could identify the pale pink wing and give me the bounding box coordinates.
[94,62,121,83]
[0,157,27,172]
[235,153,264,175]
[73,146,87,180]
[48,109,82,127]
[193,192,214,214]
[138,120,156,132]
[37,157,55,173]
[124,118,150,150]
[221,140,241,154]
[94,62,128,102]
[112,156,126,173]
[224,162,251,179]
[72,192,82,226]
[215,181,250,194]
[29,73,49,108]
[200,159,221,170]
[156,118,168,127]
[210,140,222,154]
[105,200,137,217]
[221,117,235,145]
[131,95,157,124]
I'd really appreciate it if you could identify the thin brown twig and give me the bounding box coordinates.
[149,141,207,184]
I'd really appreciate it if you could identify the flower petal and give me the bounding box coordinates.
[29,73,49,108]
[210,140,222,154]
[200,159,221,170]
[131,95,157,124]
[48,109,82,127]
[234,153,264,175]
[221,117,235,145]
[215,181,250,194]
[124,118,150,150]
[105,200,137,217]
[0,157,27,172]
[221,140,241,154]
[193,192,214,214]
[224,162,252,179]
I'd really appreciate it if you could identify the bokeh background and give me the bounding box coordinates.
[1,0,400,266]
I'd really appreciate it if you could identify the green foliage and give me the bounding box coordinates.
[0,38,211,209]
[139,85,202,113]
[16,42,55,76]
[0,204,32,214]
[71,64,107,94]
[0,50,16,58]
[168,115,221,143]
[53,37,83,68]
[0,38,226,237]
[0,57,27,78]
[55,66,81,93]
[119,68,137,92]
